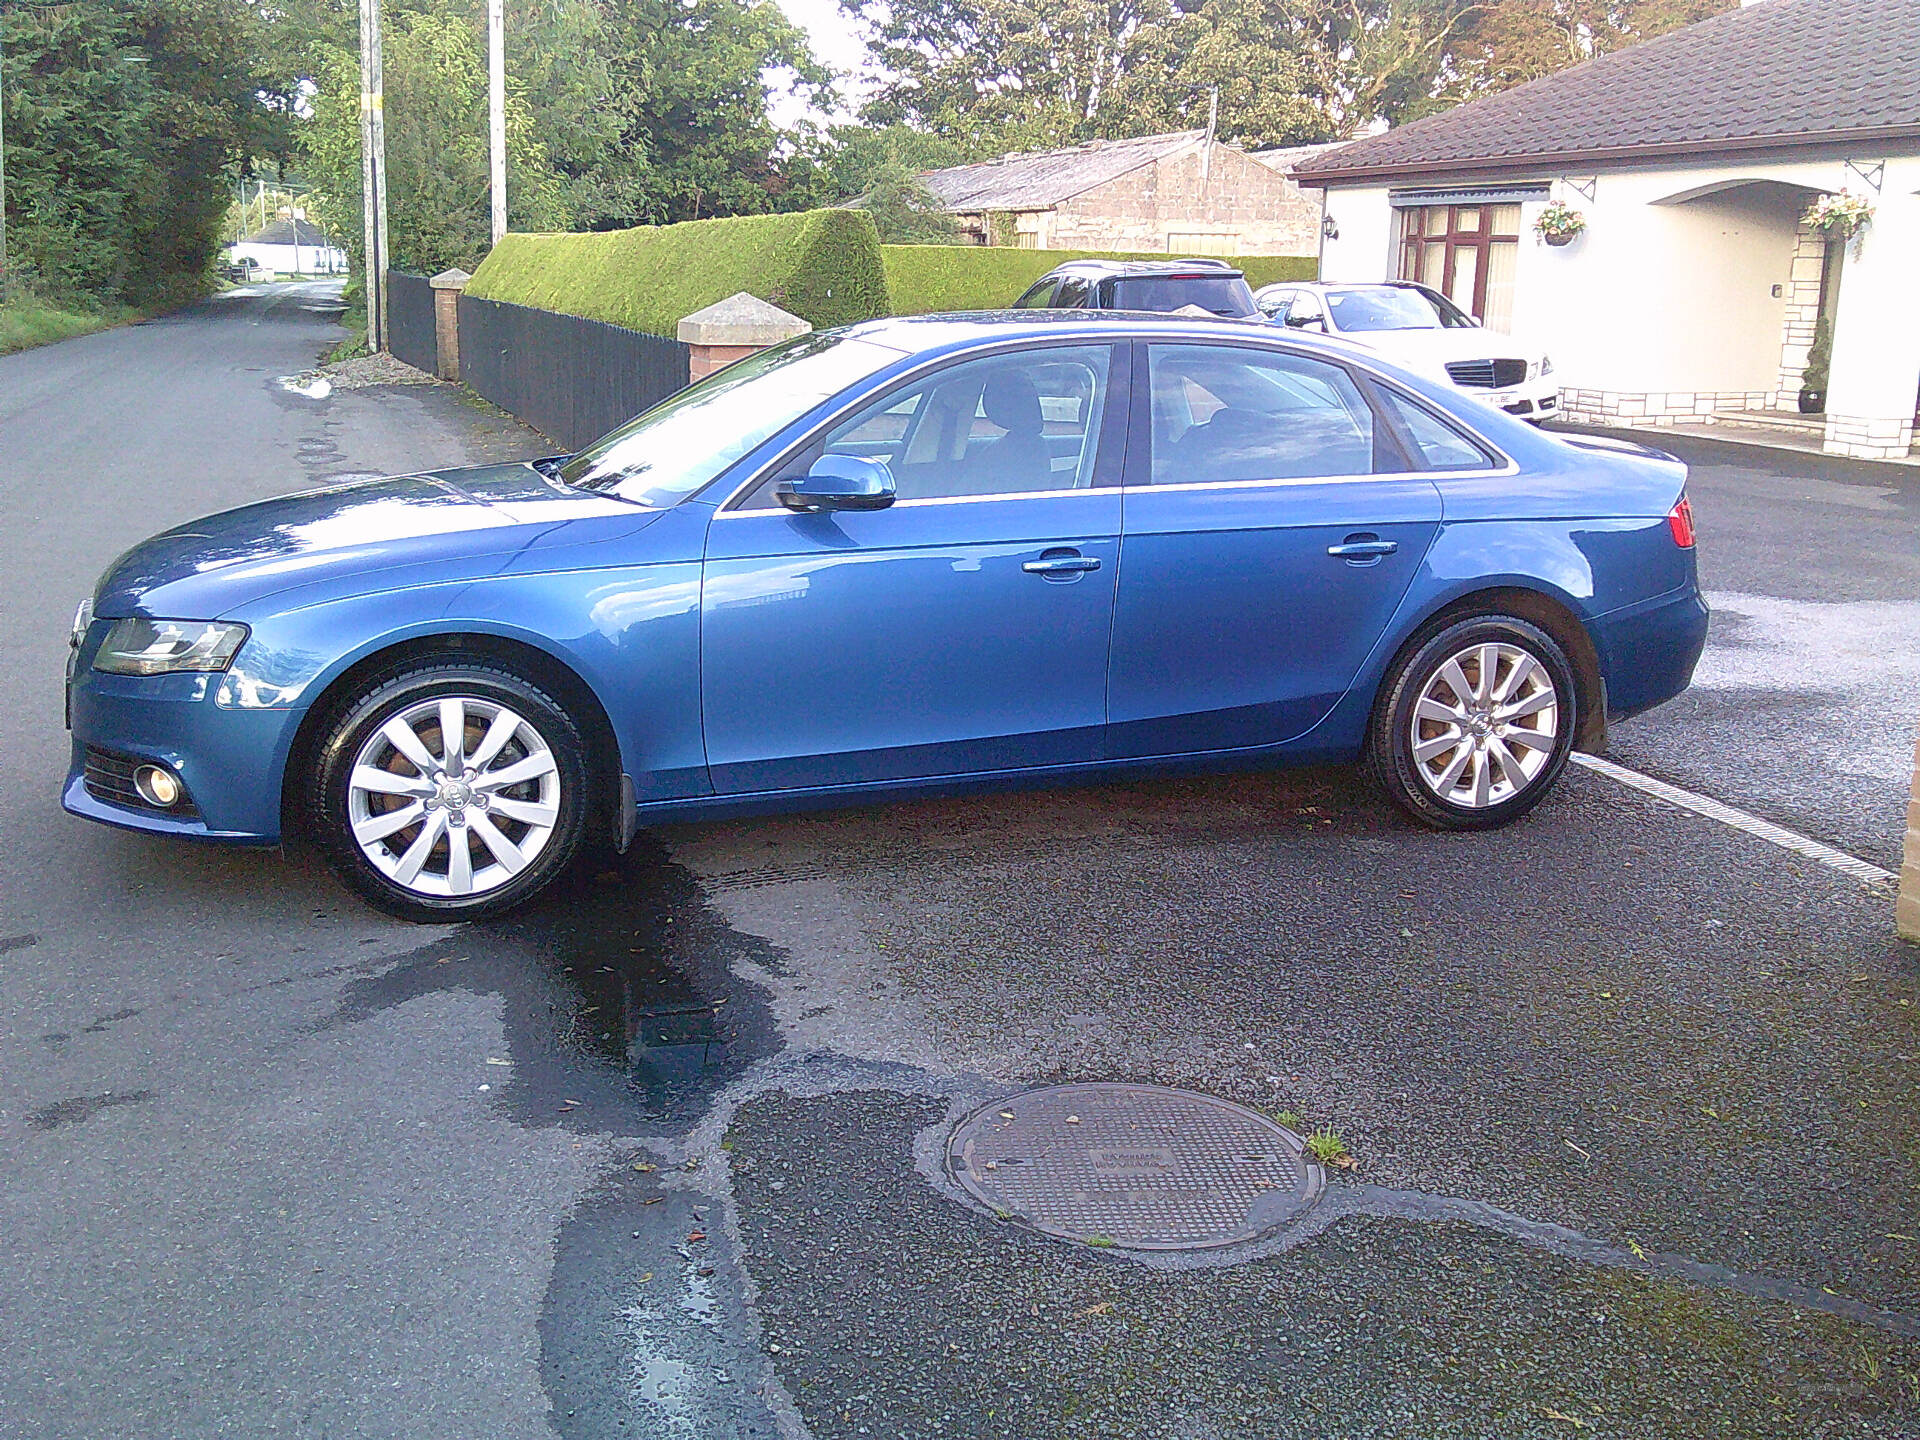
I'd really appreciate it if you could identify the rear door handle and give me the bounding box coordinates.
[1023,550,1102,577]
[1327,537,1399,560]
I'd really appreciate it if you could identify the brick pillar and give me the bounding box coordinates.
[429,267,471,382]
[1900,726,1920,944]
[677,292,810,381]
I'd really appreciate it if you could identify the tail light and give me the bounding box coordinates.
[1667,495,1696,548]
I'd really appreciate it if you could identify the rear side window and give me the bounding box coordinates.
[1375,387,1496,471]
[1110,275,1258,318]
[1147,344,1380,483]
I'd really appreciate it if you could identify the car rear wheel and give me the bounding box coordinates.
[311,663,590,921]
[1369,615,1576,830]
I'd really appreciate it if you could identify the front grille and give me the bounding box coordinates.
[1446,358,1528,390]
[83,746,198,819]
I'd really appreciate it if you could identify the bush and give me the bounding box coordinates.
[465,209,890,338]
[881,245,1318,314]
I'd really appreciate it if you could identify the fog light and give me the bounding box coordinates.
[133,763,183,809]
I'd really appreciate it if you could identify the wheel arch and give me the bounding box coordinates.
[281,632,625,844]
[1374,585,1608,753]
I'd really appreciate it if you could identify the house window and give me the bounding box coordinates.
[1397,204,1521,332]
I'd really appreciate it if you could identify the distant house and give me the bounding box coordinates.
[1294,0,1920,460]
[228,218,347,279]
[922,130,1329,256]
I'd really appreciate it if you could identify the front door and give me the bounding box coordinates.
[1108,341,1444,758]
[701,343,1126,794]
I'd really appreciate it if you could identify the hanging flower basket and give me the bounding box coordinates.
[1534,200,1586,247]
[1802,191,1874,243]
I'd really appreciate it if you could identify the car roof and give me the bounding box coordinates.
[1037,258,1245,280]
[832,310,1323,359]
[1256,279,1427,295]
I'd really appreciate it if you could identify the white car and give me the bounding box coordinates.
[1253,280,1559,423]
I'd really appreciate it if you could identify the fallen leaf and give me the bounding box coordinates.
[688,1231,707,1242]
[485,1057,512,1066]
[1065,1115,1081,1124]
[999,1111,1015,1120]
[1541,1407,1588,1429]
[638,1272,654,1283]
[558,1100,581,1112]
[1076,1302,1113,1318]
[632,1162,657,1173]
[643,1197,663,1206]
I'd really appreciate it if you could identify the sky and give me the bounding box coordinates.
[771,0,875,125]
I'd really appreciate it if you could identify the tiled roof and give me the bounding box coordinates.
[239,218,335,247]
[923,131,1207,211]
[1295,0,1920,185]
[1247,142,1350,179]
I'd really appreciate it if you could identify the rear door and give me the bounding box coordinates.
[1107,340,1445,757]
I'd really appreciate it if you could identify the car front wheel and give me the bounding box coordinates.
[311,663,590,920]
[1369,615,1576,829]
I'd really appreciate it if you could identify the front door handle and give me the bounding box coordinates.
[1327,536,1399,560]
[1023,549,1102,577]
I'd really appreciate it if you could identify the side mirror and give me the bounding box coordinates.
[775,454,897,513]
[1286,313,1326,331]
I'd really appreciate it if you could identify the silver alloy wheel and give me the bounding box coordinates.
[345,696,561,898]
[1408,641,1559,810]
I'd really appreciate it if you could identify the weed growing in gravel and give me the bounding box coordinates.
[1306,1126,1352,1167]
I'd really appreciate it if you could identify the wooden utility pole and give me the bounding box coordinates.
[358,0,389,350]
[488,0,505,245]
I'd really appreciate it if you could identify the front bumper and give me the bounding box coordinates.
[1459,374,1560,420]
[63,661,300,843]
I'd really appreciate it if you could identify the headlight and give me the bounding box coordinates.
[1539,355,1554,377]
[70,597,94,651]
[93,618,249,676]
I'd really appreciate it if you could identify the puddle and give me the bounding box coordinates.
[323,837,782,1130]
[277,371,333,400]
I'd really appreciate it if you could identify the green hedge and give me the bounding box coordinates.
[882,244,1319,315]
[466,209,890,339]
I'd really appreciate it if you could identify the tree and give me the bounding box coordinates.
[1447,0,1736,97]
[854,153,960,242]
[0,0,265,309]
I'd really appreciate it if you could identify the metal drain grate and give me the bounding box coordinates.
[946,1083,1321,1251]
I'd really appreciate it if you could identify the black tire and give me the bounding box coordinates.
[1368,614,1577,830]
[310,662,591,921]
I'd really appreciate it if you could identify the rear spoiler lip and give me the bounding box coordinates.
[1557,432,1683,466]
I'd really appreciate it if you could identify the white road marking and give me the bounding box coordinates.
[1570,752,1897,888]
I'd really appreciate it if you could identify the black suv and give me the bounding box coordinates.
[1010,258,1260,319]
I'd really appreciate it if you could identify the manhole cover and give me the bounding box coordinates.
[946,1083,1321,1251]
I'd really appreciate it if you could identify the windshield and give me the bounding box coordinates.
[558,332,907,504]
[1326,285,1476,332]
[1109,275,1258,319]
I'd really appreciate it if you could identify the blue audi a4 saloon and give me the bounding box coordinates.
[65,313,1708,919]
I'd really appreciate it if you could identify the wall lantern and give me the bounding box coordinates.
[1321,215,1340,241]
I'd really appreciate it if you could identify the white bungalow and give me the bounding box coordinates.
[1293,0,1920,460]
[227,218,347,280]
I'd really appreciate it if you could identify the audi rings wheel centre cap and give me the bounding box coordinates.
[437,778,474,810]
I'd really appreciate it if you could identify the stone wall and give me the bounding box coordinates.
[1041,144,1322,257]
[1774,225,1829,403]
[1557,388,1778,427]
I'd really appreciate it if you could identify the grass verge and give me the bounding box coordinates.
[0,299,126,355]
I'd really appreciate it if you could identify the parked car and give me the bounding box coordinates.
[222,256,263,282]
[1254,280,1560,422]
[1012,258,1261,319]
[65,313,1706,920]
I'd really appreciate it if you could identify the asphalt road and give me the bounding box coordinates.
[1,290,1916,1439]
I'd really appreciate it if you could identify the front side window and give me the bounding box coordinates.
[1051,274,1092,308]
[738,345,1113,508]
[559,333,906,505]
[1012,278,1059,309]
[1147,344,1379,484]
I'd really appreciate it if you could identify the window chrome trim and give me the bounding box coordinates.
[711,484,1113,518]
[712,329,1521,512]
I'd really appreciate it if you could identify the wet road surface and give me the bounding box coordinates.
[2,294,1917,1438]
